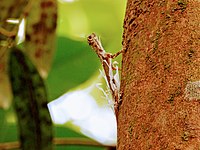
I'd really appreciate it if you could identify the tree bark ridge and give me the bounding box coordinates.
[118,0,200,149]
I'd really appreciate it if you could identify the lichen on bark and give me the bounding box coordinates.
[118,0,200,149]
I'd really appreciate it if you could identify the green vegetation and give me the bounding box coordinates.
[0,0,126,149]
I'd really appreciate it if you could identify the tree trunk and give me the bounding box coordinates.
[118,0,200,149]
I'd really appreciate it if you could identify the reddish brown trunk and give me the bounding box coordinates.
[118,0,200,149]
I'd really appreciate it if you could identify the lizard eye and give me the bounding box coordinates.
[87,33,96,39]
[87,36,92,40]
[88,35,92,39]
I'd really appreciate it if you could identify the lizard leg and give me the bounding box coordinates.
[111,49,123,59]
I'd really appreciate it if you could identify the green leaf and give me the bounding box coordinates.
[0,49,12,108]
[9,48,53,150]
[24,0,57,78]
[0,0,28,39]
[47,36,100,100]
[0,0,29,108]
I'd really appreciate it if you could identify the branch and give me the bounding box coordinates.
[0,27,17,37]
[0,138,116,149]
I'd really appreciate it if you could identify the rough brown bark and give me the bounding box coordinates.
[118,0,200,149]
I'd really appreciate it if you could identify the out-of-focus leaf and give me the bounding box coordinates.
[47,36,99,100]
[9,48,53,150]
[0,0,28,21]
[57,0,126,53]
[0,0,28,40]
[24,0,57,78]
[0,49,12,109]
[0,0,57,108]
[0,0,28,108]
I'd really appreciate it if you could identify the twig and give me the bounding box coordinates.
[0,138,116,149]
[87,33,123,116]
[0,27,17,37]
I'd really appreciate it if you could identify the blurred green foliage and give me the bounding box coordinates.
[47,0,126,100]
[0,0,126,149]
[46,36,99,100]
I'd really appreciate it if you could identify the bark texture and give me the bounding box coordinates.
[118,0,200,149]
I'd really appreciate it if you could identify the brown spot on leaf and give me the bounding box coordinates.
[26,34,31,41]
[35,48,43,58]
[41,13,48,20]
[41,1,54,8]
[0,64,5,72]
